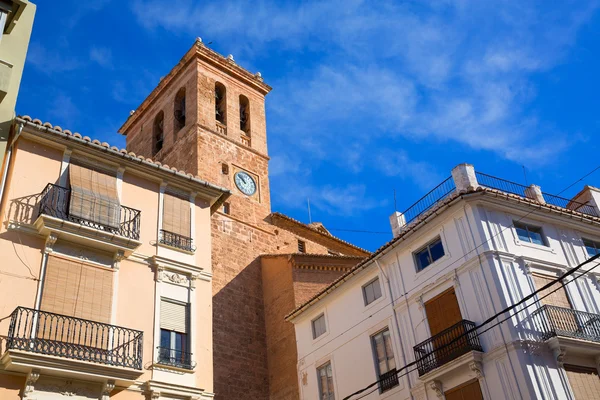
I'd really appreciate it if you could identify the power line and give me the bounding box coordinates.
[296,163,600,364]
[342,252,600,400]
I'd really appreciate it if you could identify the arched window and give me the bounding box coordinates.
[174,87,186,132]
[239,95,250,134]
[215,82,227,124]
[153,111,164,156]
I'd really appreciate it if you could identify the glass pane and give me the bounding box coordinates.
[529,230,544,246]
[373,333,385,362]
[429,239,445,262]
[160,329,171,348]
[364,284,374,305]
[583,239,598,257]
[373,279,382,300]
[416,248,430,270]
[313,315,326,338]
[515,225,530,242]
[383,331,396,370]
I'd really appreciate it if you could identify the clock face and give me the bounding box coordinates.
[234,171,257,196]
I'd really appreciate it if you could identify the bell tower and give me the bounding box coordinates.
[119,39,276,399]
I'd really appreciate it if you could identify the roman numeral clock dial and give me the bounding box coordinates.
[234,171,257,196]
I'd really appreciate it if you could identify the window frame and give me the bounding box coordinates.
[362,277,383,306]
[413,236,445,272]
[370,328,397,393]
[316,361,335,400]
[582,238,600,258]
[514,221,548,247]
[311,313,327,339]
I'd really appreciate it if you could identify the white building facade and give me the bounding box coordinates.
[287,164,600,400]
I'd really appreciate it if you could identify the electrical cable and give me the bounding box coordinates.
[342,252,600,399]
[295,163,600,364]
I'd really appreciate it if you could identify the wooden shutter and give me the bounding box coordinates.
[425,288,463,336]
[532,274,571,308]
[162,191,191,237]
[444,380,484,400]
[160,299,189,333]
[69,163,120,229]
[41,255,113,323]
[565,365,600,399]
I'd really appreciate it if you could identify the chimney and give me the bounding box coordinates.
[451,163,479,192]
[389,211,406,238]
[524,184,545,204]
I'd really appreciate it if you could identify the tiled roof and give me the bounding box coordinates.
[15,116,231,208]
[285,186,600,321]
[269,212,371,256]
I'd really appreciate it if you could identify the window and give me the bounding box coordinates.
[221,163,229,175]
[362,277,383,306]
[514,221,546,246]
[153,111,164,155]
[239,95,250,133]
[215,82,227,124]
[298,240,306,253]
[583,238,600,258]
[69,162,120,229]
[371,329,398,393]
[159,299,192,369]
[174,88,186,132]
[161,191,193,251]
[317,362,335,400]
[312,314,326,339]
[222,202,230,215]
[414,237,445,271]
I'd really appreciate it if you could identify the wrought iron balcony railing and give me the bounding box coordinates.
[38,183,141,240]
[530,304,600,343]
[378,368,399,393]
[159,229,195,252]
[157,346,195,370]
[475,172,597,217]
[413,319,483,376]
[6,307,143,370]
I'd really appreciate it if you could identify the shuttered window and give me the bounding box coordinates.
[532,274,572,309]
[425,288,463,336]
[69,163,120,229]
[363,277,382,306]
[162,191,191,238]
[160,299,190,334]
[317,362,335,400]
[312,314,326,339]
[41,255,113,323]
[565,365,600,399]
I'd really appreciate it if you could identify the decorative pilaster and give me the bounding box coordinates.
[155,265,165,282]
[23,369,40,398]
[552,345,567,367]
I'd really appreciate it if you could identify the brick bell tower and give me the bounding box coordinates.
[119,39,275,399]
[119,39,369,400]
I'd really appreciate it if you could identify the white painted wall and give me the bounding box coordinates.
[291,194,600,400]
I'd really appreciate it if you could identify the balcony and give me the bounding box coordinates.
[413,320,483,376]
[531,305,600,344]
[2,307,143,383]
[157,346,195,370]
[33,183,142,255]
[240,134,251,147]
[216,121,227,136]
[159,229,195,253]
[378,368,399,393]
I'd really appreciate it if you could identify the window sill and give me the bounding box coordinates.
[515,239,555,254]
[151,362,195,374]
[157,242,196,255]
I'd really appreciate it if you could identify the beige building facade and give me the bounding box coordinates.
[0,115,230,399]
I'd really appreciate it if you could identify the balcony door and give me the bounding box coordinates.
[424,288,466,365]
[565,364,600,399]
[444,379,483,400]
[532,273,577,334]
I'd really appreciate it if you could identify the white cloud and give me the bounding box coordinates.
[48,94,79,127]
[26,43,82,74]
[89,46,113,68]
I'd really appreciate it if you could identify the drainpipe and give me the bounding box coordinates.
[375,259,414,396]
[0,122,23,215]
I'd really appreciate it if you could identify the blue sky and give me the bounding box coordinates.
[17,0,600,251]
